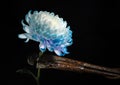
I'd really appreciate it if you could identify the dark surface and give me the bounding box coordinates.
[1,0,120,85]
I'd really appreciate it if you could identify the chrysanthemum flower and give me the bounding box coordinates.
[18,10,73,56]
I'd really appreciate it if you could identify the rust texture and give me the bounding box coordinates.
[28,54,120,79]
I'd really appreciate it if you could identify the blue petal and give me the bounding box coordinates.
[61,47,69,54]
[66,38,73,46]
[39,43,46,52]
[46,41,54,52]
[31,34,40,42]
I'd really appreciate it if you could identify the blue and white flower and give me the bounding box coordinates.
[18,10,73,56]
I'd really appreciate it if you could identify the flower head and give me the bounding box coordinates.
[18,10,73,56]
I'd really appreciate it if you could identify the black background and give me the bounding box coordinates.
[1,0,120,85]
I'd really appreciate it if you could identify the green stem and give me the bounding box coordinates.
[36,52,43,85]
[39,52,43,58]
[36,68,40,85]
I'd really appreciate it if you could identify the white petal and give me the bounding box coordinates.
[24,26,30,33]
[25,10,32,23]
[25,38,29,43]
[28,10,32,17]
[21,20,30,33]
[54,49,63,56]
[18,34,27,39]
[25,15,29,24]
[26,33,40,42]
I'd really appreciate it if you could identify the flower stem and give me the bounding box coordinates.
[36,52,43,85]
[36,68,40,85]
